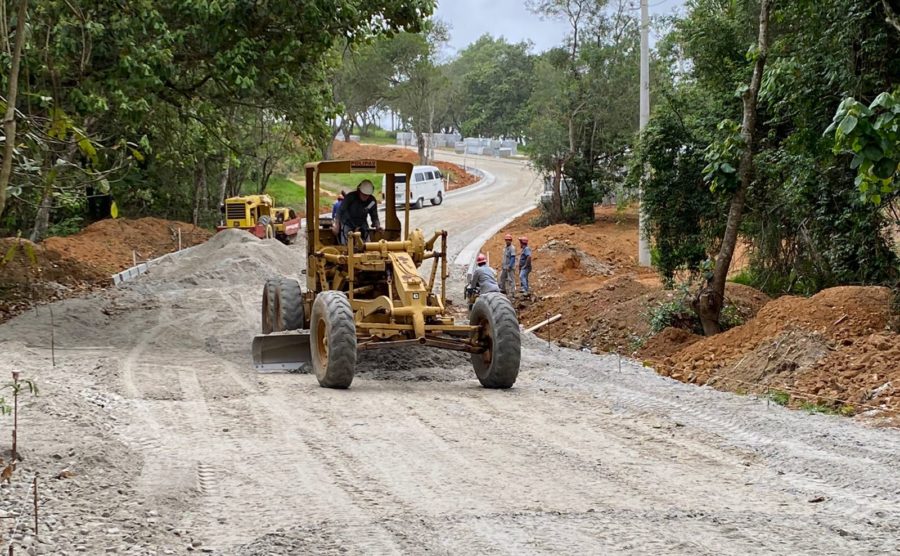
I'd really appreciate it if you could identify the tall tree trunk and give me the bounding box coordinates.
[0,0,29,219]
[695,0,773,336]
[552,159,564,222]
[30,168,56,242]
[192,163,205,226]
[201,162,209,214]
[218,159,230,205]
[416,130,426,164]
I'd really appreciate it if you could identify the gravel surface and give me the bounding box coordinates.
[0,153,898,554]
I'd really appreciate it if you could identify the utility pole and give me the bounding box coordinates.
[638,0,652,266]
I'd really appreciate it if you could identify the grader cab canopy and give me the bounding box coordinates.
[251,158,520,389]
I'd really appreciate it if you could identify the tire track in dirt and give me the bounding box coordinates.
[532,358,900,546]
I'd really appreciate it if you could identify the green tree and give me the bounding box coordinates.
[1,0,435,234]
[382,24,449,164]
[635,0,899,331]
[526,0,640,223]
[449,35,535,138]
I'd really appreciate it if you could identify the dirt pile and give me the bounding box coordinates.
[656,286,898,414]
[1,217,211,323]
[43,217,210,275]
[482,207,769,354]
[130,228,303,291]
[482,208,648,296]
[0,237,107,321]
[332,141,478,190]
[479,205,899,419]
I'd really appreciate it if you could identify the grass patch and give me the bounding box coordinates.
[355,127,397,146]
[358,134,397,146]
[319,173,384,197]
[729,269,754,287]
[241,176,330,212]
[798,401,839,415]
[768,390,790,406]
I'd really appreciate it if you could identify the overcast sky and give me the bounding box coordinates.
[434,0,686,56]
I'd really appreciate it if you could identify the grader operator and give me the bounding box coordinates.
[252,159,521,389]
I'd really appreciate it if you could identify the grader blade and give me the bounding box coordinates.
[252,331,312,372]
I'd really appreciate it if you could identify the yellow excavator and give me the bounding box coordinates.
[251,159,521,389]
[217,194,300,244]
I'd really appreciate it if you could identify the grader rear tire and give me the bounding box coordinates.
[310,291,357,389]
[276,278,305,331]
[470,293,521,389]
[261,278,280,334]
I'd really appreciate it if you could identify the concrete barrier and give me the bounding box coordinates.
[110,244,201,286]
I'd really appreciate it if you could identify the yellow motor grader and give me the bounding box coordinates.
[251,159,521,389]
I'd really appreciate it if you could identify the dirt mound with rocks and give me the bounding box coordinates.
[481,207,769,354]
[43,217,210,275]
[0,237,108,321]
[656,286,898,415]
[332,141,478,190]
[482,206,898,419]
[637,327,703,360]
[1,217,211,323]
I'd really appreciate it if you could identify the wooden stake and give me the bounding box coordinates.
[32,474,38,538]
[526,314,562,334]
[11,371,18,461]
[49,306,55,367]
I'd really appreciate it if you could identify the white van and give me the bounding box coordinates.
[384,165,445,209]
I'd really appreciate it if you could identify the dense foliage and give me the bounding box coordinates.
[632,0,900,295]
[526,0,641,223]
[0,0,434,236]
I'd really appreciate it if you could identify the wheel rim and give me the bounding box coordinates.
[315,317,328,365]
[477,318,493,368]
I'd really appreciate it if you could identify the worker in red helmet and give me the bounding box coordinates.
[468,252,501,297]
[518,236,532,294]
[499,233,517,294]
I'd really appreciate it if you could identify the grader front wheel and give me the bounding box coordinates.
[470,293,521,389]
[276,278,305,331]
[310,291,357,389]
[261,278,279,334]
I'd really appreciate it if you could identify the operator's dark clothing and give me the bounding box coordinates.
[337,191,379,244]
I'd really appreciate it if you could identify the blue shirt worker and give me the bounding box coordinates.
[518,236,532,294]
[331,190,346,219]
[499,234,517,294]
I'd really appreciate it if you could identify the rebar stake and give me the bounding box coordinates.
[32,475,38,538]
[11,371,19,461]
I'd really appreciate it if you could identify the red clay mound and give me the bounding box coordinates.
[482,207,769,354]
[0,237,107,321]
[637,327,703,360]
[1,217,210,323]
[43,217,210,275]
[658,286,897,415]
[331,141,478,190]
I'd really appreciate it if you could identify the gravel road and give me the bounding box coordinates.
[0,153,898,555]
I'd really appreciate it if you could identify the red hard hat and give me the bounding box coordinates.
[518,236,528,244]
[504,234,512,241]
[476,253,487,264]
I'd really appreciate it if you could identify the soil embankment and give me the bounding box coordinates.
[332,141,478,190]
[0,218,209,322]
[486,206,899,420]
